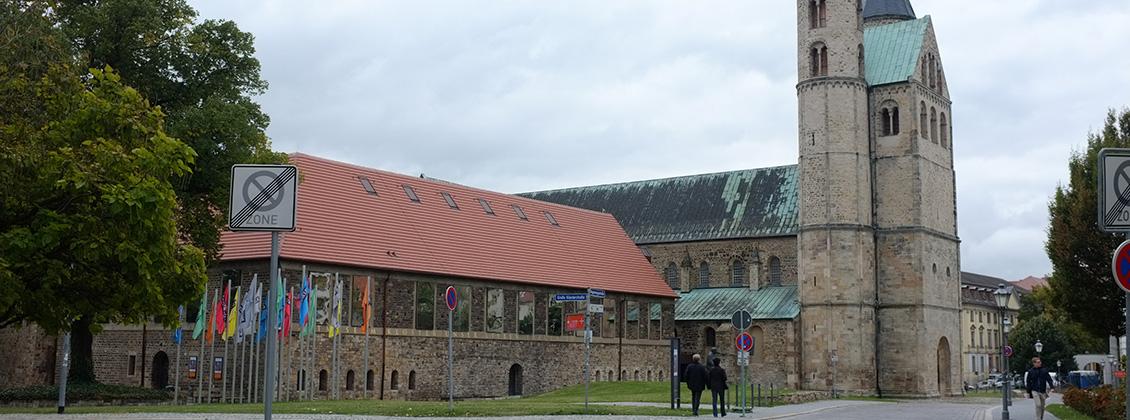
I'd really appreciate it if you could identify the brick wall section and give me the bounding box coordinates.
[0,324,57,389]
[676,319,798,389]
[641,237,798,291]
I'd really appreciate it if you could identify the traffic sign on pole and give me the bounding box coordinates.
[736,332,754,352]
[1003,345,1013,358]
[731,310,752,331]
[445,286,458,311]
[1112,240,1130,293]
[229,165,297,232]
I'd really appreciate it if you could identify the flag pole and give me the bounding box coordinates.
[208,290,217,404]
[174,307,183,405]
[196,289,208,404]
[363,275,371,400]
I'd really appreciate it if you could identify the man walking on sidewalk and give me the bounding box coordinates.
[686,354,710,416]
[1025,356,1056,420]
[708,358,728,417]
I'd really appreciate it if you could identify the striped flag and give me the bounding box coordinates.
[173,305,185,344]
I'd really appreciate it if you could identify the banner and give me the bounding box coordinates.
[188,356,198,380]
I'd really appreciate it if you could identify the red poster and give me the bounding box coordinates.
[565,313,585,331]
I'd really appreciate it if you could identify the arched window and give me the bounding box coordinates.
[892,107,900,134]
[810,43,828,77]
[608,370,614,381]
[731,259,745,286]
[634,370,641,381]
[820,46,828,76]
[978,327,984,348]
[929,55,937,89]
[858,43,865,78]
[391,370,400,390]
[768,257,782,286]
[297,369,306,391]
[346,370,355,390]
[970,326,975,344]
[319,369,328,391]
[940,113,949,148]
[409,370,417,390]
[622,370,627,381]
[919,102,928,139]
[665,262,679,289]
[704,327,717,348]
[595,370,602,381]
[648,370,653,381]
[930,107,938,144]
[366,369,374,391]
[809,0,827,29]
[699,262,710,288]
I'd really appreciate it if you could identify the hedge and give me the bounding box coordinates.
[0,383,171,402]
[1063,385,1125,420]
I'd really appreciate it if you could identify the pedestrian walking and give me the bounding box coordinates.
[686,353,710,416]
[708,358,728,417]
[1025,356,1055,420]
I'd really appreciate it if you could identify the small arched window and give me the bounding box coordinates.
[891,107,900,134]
[768,257,782,286]
[809,0,827,29]
[820,46,828,76]
[731,259,745,286]
[704,327,717,347]
[318,369,328,391]
[595,370,602,381]
[881,108,892,136]
[409,370,417,390]
[297,369,306,391]
[391,370,400,390]
[940,113,949,148]
[919,102,928,139]
[346,370,355,390]
[699,262,710,288]
[665,262,679,289]
[810,43,828,77]
[366,369,375,391]
[930,107,938,144]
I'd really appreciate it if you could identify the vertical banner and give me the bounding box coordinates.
[213,357,224,381]
[188,356,198,380]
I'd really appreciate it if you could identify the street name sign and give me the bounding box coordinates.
[229,165,297,231]
[555,293,588,302]
[588,288,606,298]
[1098,149,1130,232]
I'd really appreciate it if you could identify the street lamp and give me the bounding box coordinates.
[1108,354,1117,386]
[1057,360,1062,386]
[1035,340,1043,355]
[995,283,1014,420]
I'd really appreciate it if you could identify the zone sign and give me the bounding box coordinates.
[1097,149,1130,232]
[229,165,297,231]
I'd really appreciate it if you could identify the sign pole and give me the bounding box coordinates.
[1125,233,1130,420]
[56,330,71,414]
[584,291,591,412]
[264,231,280,420]
[448,306,454,411]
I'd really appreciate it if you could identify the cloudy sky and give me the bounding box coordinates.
[190,0,1130,281]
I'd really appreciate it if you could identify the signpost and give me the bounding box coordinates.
[229,164,297,420]
[445,286,456,411]
[1099,148,1130,420]
[732,310,753,416]
[1003,345,1013,358]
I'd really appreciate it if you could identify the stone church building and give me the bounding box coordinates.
[525,0,961,397]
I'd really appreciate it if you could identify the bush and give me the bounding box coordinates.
[1063,385,1126,420]
[0,383,171,402]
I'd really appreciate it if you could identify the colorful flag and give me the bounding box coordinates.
[281,288,293,339]
[192,289,208,340]
[236,278,255,342]
[298,276,310,328]
[328,278,343,338]
[173,305,185,344]
[276,277,285,333]
[360,280,370,334]
[225,286,240,341]
[300,281,317,337]
[207,289,219,343]
[257,287,268,342]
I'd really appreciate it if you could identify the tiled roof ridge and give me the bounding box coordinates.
[290,152,617,218]
[522,164,799,195]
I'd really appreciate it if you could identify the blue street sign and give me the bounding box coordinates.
[588,288,606,298]
[555,293,588,302]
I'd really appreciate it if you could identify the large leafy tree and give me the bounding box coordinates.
[1046,108,1130,338]
[1007,315,1077,374]
[0,2,207,381]
[54,0,287,262]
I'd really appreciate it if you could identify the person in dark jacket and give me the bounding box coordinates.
[708,358,728,417]
[685,354,710,415]
[1025,357,1056,420]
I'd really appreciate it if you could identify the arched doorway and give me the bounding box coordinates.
[937,337,951,395]
[508,364,523,396]
[151,351,169,390]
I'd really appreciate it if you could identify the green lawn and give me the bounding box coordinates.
[963,390,1006,398]
[0,382,698,416]
[1046,404,1093,420]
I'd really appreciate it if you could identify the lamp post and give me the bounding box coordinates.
[1109,354,1116,386]
[1035,340,1043,355]
[1057,360,1062,387]
[995,283,1013,420]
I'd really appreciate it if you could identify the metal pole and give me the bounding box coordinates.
[1001,307,1009,420]
[584,295,591,412]
[174,333,182,404]
[740,363,746,416]
[448,305,454,411]
[364,276,371,400]
[57,331,71,414]
[264,231,280,420]
[197,317,206,404]
[1125,291,1129,420]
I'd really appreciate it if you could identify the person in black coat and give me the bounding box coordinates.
[708,358,728,417]
[1025,357,1056,420]
[685,354,710,416]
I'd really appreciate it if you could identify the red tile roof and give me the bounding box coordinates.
[1011,276,1048,292]
[219,153,677,299]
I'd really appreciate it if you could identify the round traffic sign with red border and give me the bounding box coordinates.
[736,332,754,352]
[1113,240,1130,293]
[1003,345,1013,358]
[445,286,458,311]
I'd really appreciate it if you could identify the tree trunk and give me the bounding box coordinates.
[69,317,96,384]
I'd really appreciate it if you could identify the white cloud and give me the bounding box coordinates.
[190,0,1130,281]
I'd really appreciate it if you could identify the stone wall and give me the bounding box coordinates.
[641,236,798,291]
[676,319,798,389]
[0,324,57,389]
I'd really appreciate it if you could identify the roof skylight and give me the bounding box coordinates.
[441,192,458,209]
[403,185,420,203]
[478,198,495,215]
[512,205,528,221]
[544,211,559,226]
[359,176,377,195]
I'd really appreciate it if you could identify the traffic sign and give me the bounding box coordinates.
[554,293,588,302]
[735,332,754,352]
[588,303,604,314]
[1003,345,1013,358]
[1113,240,1130,293]
[731,309,752,331]
[1098,149,1130,232]
[229,165,297,231]
[445,286,458,311]
[737,351,749,366]
[588,288,606,298]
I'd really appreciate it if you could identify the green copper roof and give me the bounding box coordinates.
[521,166,798,244]
[675,286,799,321]
[864,16,929,86]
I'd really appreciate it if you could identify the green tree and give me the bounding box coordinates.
[0,2,207,382]
[1046,108,1130,338]
[54,0,287,263]
[1007,315,1077,375]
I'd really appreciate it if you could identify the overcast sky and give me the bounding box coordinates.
[191,0,1130,281]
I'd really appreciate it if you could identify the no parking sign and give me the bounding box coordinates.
[1113,240,1130,293]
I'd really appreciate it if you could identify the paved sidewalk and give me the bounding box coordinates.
[987,392,1063,420]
